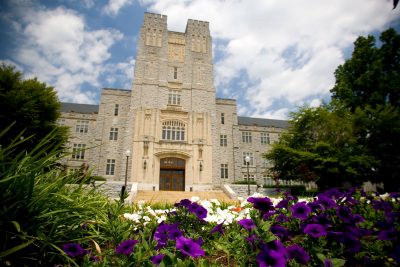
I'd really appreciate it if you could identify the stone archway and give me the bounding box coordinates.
[159,157,185,191]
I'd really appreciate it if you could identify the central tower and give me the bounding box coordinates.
[128,13,216,191]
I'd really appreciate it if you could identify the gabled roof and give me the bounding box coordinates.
[238,116,289,128]
[60,102,99,114]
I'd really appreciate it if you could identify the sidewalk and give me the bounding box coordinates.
[134,190,237,204]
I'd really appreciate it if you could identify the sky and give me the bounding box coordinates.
[0,0,399,120]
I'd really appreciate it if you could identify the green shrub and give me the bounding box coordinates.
[232,180,257,185]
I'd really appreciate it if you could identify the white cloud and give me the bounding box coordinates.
[9,5,124,103]
[141,0,399,119]
[103,0,134,16]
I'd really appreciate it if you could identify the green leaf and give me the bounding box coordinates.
[0,239,35,258]
[331,258,346,267]
[11,221,21,233]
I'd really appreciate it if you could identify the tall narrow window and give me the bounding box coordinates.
[109,128,119,140]
[220,134,227,146]
[173,67,178,79]
[162,121,185,141]
[221,113,225,124]
[114,104,119,116]
[72,144,86,159]
[75,120,89,133]
[243,152,254,166]
[106,159,116,175]
[168,90,181,105]
[242,131,252,143]
[261,132,270,144]
[221,164,228,179]
[243,174,255,182]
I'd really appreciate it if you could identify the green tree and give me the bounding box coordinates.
[266,28,400,190]
[0,64,68,154]
[331,28,400,191]
[266,104,376,189]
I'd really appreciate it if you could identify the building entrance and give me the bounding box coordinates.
[159,157,185,191]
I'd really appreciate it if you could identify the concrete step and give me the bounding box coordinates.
[134,190,235,204]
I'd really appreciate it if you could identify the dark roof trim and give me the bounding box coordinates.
[238,116,289,128]
[60,102,99,114]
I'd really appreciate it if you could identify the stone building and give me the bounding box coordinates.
[59,13,288,191]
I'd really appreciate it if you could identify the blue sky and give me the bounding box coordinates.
[0,0,399,119]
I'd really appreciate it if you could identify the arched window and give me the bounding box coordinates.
[162,120,185,141]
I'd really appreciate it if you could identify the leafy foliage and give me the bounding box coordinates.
[266,28,400,190]
[0,64,68,156]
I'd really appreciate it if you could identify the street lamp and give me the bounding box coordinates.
[124,150,131,188]
[245,155,251,196]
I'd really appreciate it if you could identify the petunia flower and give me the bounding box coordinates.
[238,218,256,232]
[188,202,208,220]
[210,222,224,235]
[62,243,85,258]
[256,249,286,267]
[150,254,165,265]
[286,244,310,265]
[247,197,275,214]
[175,236,205,258]
[115,239,138,255]
[291,202,311,220]
[303,224,327,238]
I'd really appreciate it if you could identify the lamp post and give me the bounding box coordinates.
[124,150,131,188]
[245,155,251,196]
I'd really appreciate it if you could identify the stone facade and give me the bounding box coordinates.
[59,13,288,191]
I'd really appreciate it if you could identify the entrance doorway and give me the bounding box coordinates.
[159,157,185,191]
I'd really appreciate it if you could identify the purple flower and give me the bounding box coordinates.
[175,236,205,258]
[316,195,337,209]
[62,243,85,258]
[115,239,138,255]
[339,234,362,254]
[312,213,332,226]
[303,224,327,238]
[175,198,192,208]
[373,200,393,213]
[378,229,398,241]
[276,214,289,222]
[238,218,256,232]
[324,259,333,267]
[262,211,276,220]
[286,244,310,265]
[291,202,311,220]
[276,199,290,209]
[188,202,208,220]
[270,225,289,240]
[150,254,165,265]
[210,222,224,235]
[247,197,275,213]
[323,188,343,199]
[256,249,286,267]
[336,206,353,223]
[265,239,286,254]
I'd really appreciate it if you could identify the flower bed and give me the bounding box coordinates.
[59,189,399,266]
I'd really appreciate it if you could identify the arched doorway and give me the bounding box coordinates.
[159,157,185,191]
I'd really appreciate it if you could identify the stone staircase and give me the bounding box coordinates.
[134,190,236,204]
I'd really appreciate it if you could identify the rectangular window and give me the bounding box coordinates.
[261,132,270,144]
[72,144,86,159]
[75,120,89,133]
[220,134,227,146]
[109,127,119,140]
[221,113,225,124]
[242,131,252,143]
[221,164,228,179]
[263,175,274,185]
[168,90,181,105]
[114,104,119,116]
[106,159,116,175]
[243,152,254,166]
[173,67,178,79]
[243,174,255,182]
[262,158,270,168]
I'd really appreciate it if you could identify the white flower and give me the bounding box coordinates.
[157,215,166,223]
[191,196,200,202]
[143,216,151,222]
[210,199,221,206]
